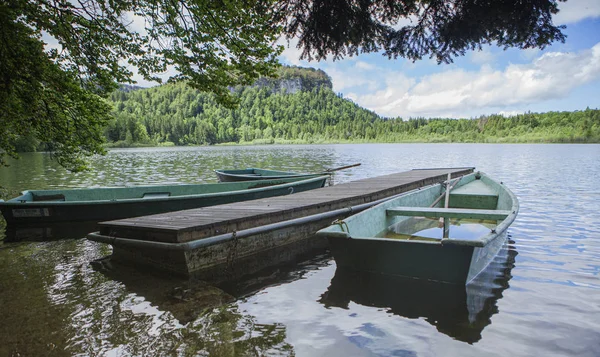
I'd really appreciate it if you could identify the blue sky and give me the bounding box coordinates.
[278,0,600,119]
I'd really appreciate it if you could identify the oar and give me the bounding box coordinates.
[430,175,463,208]
[325,163,361,173]
[433,174,464,237]
[440,173,452,237]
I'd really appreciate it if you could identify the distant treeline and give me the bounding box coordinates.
[12,67,600,152]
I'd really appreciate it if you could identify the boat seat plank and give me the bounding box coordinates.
[450,180,497,197]
[449,180,499,209]
[386,206,511,220]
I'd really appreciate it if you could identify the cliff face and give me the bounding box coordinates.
[250,66,333,93]
[119,84,145,92]
[279,78,303,94]
[253,77,304,93]
[124,66,332,94]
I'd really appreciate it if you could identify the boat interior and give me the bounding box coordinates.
[322,172,515,242]
[217,168,302,177]
[382,172,512,241]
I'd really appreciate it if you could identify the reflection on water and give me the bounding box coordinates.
[3,221,100,242]
[218,251,333,300]
[91,241,331,325]
[320,240,517,344]
[85,244,335,355]
[1,144,600,356]
[379,217,497,240]
[0,238,302,356]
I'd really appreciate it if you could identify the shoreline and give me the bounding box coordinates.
[102,137,600,149]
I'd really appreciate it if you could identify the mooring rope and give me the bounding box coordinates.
[331,219,350,233]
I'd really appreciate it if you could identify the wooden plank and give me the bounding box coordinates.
[386,207,510,220]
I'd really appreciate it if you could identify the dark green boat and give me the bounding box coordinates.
[214,164,360,182]
[0,176,328,224]
[214,168,327,182]
[316,171,519,285]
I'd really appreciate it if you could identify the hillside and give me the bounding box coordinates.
[105,66,384,146]
[101,66,600,146]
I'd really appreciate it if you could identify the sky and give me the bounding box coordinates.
[275,0,600,119]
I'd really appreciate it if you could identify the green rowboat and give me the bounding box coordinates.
[316,171,518,284]
[214,164,361,182]
[0,176,328,224]
[214,168,327,182]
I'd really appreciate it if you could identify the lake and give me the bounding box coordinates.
[1,143,599,357]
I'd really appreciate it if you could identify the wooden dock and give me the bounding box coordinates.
[89,167,474,279]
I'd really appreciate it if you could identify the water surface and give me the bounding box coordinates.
[1,144,599,356]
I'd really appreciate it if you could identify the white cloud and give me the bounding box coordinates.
[277,37,341,66]
[344,43,600,118]
[521,48,541,61]
[391,15,418,30]
[554,0,600,25]
[278,37,306,66]
[42,31,61,52]
[346,71,415,113]
[470,48,495,65]
[326,67,380,93]
[124,12,148,36]
[129,66,178,87]
[355,61,376,71]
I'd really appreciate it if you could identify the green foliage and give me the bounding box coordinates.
[104,71,379,146]
[277,0,565,63]
[0,4,111,170]
[1,0,281,170]
[103,69,600,146]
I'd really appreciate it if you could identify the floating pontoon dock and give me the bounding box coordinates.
[88,167,474,279]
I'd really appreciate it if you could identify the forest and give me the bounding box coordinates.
[13,66,600,152]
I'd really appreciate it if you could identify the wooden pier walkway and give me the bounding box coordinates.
[90,167,474,278]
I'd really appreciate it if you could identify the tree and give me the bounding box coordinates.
[277,0,565,63]
[1,0,567,170]
[0,5,113,170]
[1,0,282,170]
